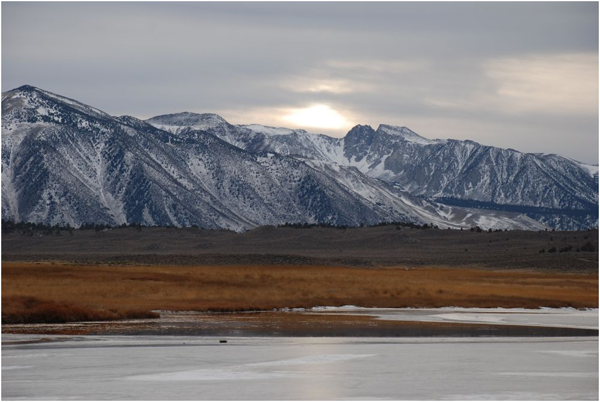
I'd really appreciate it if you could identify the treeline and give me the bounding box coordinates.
[277,221,443,230]
[3,219,597,235]
[277,222,517,231]
[2,219,455,234]
[2,220,74,236]
[469,226,508,233]
[1,219,150,236]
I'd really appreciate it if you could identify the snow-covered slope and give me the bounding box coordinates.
[2,85,546,230]
[147,112,597,230]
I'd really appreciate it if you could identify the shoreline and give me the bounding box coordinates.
[3,308,598,337]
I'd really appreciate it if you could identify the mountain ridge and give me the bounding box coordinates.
[1,85,595,230]
[147,110,598,169]
[146,110,597,230]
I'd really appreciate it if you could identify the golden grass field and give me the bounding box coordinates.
[2,262,598,324]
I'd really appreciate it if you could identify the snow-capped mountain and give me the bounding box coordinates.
[147,112,598,230]
[1,85,547,231]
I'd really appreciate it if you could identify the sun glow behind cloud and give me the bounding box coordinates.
[281,78,355,94]
[283,105,350,130]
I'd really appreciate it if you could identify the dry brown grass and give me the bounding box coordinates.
[2,262,597,324]
[2,295,159,324]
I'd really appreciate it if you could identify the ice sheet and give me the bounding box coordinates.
[2,335,598,400]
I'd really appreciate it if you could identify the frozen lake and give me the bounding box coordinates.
[314,306,600,330]
[2,308,598,400]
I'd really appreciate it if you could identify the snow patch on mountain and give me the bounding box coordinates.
[377,124,440,145]
[572,160,599,178]
[242,124,299,136]
[146,112,228,133]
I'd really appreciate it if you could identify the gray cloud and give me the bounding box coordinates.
[2,2,598,163]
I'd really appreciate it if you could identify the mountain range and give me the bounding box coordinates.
[2,85,597,231]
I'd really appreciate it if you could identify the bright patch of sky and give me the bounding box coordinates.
[284,105,350,130]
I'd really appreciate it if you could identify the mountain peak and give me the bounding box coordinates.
[350,124,374,131]
[13,84,38,93]
[3,84,43,99]
[376,124,436,145]
[2,84,111,122]
[346,124,376,138]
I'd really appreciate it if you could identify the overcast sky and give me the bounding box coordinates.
[2,2,598,163]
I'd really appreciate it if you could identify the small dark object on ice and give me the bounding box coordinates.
[220,340,227,343]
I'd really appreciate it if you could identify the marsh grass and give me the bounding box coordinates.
[2,295,159,324]
[2,262,597,324]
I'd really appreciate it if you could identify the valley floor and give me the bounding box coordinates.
[3,226,598,272]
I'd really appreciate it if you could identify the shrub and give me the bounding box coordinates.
[581,242,595,252]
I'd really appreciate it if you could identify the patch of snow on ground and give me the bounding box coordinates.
[307,307,599,330]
